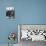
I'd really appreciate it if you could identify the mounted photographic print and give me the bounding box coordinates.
[18,24,46,41]
[6,7,15,19]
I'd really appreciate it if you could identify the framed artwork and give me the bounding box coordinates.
[6,7,15,19]
[18,24,46,42]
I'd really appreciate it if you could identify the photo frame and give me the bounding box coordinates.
[18,24,46,42]
[6,7,15,19]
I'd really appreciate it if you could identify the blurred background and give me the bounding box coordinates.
[0,0,46,46]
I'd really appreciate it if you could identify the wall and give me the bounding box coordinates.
[0,0,17,44]
[16,0,46,24]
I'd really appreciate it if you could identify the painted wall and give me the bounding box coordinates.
[16,0,46,24]
[0,0,17,44]
[0,0,46,44]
